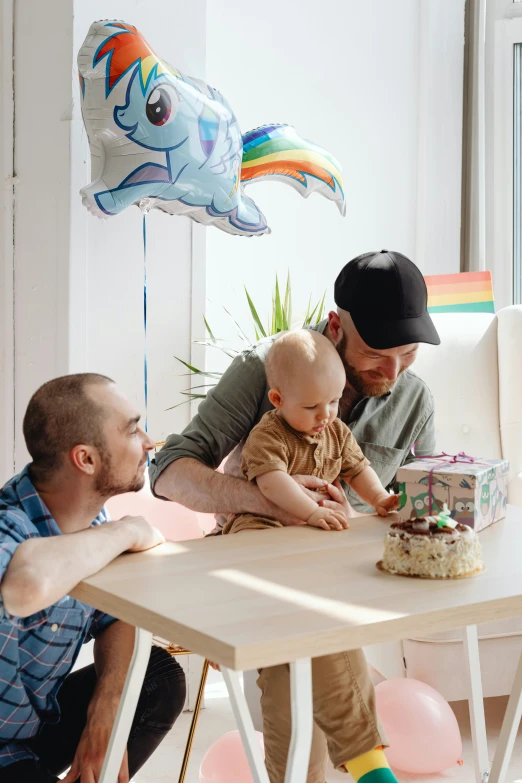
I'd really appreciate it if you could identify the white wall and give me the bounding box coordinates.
[1,0,465,476]
[71,2,207,448]
[203,0,465,368]
[485,0,522,310]
[416,0,465,277]
[3,0,206,478]
[12,0,74,474]
[0,1,15,484]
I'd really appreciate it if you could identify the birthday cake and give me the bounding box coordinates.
[379,506,483,579]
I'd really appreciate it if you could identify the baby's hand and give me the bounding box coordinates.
[373,492,400,517]
[307,507,349,531]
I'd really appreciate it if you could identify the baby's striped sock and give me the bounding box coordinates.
[344,747,398,783]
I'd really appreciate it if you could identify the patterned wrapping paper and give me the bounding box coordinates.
[396,456,509,532]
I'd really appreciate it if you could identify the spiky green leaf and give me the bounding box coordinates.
[315,291,326,323]
[274,275,283,333]
[283,271,291,330]
[173,357,222,379]
[192,341,238,360]
[203,316,217,343]
[244,288,267,338]
[223,306,253,346]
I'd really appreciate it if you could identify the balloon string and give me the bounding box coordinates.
[143,213,149,465]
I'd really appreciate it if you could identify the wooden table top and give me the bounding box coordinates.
[72,506,522,670]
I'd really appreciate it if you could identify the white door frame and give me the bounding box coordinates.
[490,10,522,307]
[0,0,15,485]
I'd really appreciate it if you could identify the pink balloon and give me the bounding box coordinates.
[105,483,202,542]
[199,730,264,783]
[375,679,462,774]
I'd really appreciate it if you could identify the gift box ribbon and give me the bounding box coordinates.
[410,451,490,515]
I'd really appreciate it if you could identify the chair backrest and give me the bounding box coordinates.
[413,311,502,459]
[497,306,522,503]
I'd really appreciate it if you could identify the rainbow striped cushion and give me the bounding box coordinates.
[424,271,495,314]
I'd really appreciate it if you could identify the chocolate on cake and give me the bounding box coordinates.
[380,509,483,579]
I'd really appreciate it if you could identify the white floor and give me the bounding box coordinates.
[133,668,522,783]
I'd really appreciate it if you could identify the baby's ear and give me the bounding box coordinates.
[268,388,283,408]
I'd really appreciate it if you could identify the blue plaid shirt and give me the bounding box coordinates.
[0,466,117,768]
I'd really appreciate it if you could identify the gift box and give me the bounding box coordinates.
[396,454,509,532]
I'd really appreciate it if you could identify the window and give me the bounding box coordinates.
[514,43,522,302]
[488,6,522,307]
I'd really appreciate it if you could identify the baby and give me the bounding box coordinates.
[223,329,399,535]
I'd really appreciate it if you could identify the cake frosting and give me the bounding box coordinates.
[380,506,483,579]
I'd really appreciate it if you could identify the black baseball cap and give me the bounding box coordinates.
[334,250,440,349]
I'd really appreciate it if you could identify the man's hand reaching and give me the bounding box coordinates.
[291,475,352,529]
[62,704,129,783]
[317,478,358,519]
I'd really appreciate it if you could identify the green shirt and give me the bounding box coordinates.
[150,322,436,523]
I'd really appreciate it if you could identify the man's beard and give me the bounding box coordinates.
[336,336,401,399]
[95,450,146,497]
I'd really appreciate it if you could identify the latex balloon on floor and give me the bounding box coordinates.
[375,678,463,773]
[78,20,345,236]
[199,730,264,783]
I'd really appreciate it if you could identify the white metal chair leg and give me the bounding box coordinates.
[222,667,270,783]
[99,627,153,783]
[488,650,522,783]
[463,625,490,783]
[284,658,313,783]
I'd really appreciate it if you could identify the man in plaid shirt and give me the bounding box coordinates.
[0,374,186,783]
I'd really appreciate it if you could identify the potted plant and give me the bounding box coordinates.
[171,273,326,408]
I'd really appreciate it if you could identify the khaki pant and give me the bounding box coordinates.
[256,650,387,783]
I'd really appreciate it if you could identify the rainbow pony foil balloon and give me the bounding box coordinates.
[78,21,345,237]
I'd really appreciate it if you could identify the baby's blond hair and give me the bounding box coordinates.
[265,330,344,391]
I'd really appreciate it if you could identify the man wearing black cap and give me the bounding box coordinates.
[335,250,440,350]
[150,251,440,782]
[152,250,439,523]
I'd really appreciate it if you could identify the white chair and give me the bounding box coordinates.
[244,306,522,722]
[365,305,522,700]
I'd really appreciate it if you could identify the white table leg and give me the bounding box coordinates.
[488,649,522,783]
[99,627,152,783]
[463,625,490,783]
[285,658,313,783]
[223,658,313,783]
[222,667,270,783]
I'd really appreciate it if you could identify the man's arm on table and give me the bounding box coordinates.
[152,349,353,524]
[153,348,275,511]
[1,515,164,618]
[157,457,335,523]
